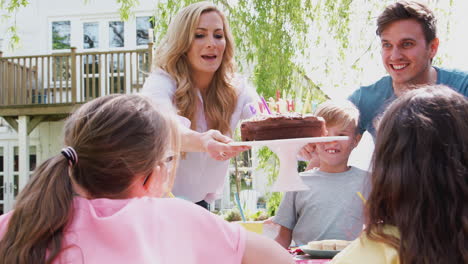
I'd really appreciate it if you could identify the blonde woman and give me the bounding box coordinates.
[142,2,257,209]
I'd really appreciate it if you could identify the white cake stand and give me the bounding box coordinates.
[230,136,349,192]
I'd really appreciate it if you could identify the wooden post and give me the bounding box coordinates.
[71,47,77,103]
[18,116,30,193]
[147,42,153,72]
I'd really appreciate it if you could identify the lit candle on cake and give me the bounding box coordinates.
[302,89,312,114]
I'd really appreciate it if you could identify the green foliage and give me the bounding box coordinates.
[116,0,139,21]
[297,160,307,172]
[266,191,283,217]
[153,0,200,42]
[228,0,313,97]
[223,208,242,222]
[6,25,19,50]
[256,147,283,217]
[221,208,268,222]
[0,0,29,13]
[248,210,268,221]
[1,0,29,49]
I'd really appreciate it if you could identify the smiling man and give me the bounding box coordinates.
[349,0,468,138]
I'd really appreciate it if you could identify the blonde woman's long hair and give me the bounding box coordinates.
[154,1,237,135]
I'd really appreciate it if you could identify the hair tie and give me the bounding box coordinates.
[61,146,78,166]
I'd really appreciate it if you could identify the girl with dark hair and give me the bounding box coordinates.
[332,85,467,264]
[0,94,293,264]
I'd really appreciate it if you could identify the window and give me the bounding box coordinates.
[83,22,99,49]
[13,146,37,172]
[136,16,154,45]
[52,21,71,50]
[109,21,124,48]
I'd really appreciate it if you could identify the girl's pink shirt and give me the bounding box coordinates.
[0,197,246,264]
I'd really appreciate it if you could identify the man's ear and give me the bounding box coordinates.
[429,37,439,59]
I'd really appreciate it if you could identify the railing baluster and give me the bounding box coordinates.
[71,47,76,104]
[80,54,83,102]
[110,53,114,94]
[117,53,121,93]
[10,60,14,105]
[28,57,32,104]
[51,56,55,103]
[129,52,133,94]
[47,56,51,103]
[105,53,108,96]
[1,60,5,105]
[99,53,103,98]
[91,55,99,98]
[66,55,70,103]
[85,55,89,100]
[16,58,20,104]
[59,56,63,103]
[41,57,44,104]
[136,52,140,94]
[34,57,38,104]
[123,52,127,94]
[21,58,26,104]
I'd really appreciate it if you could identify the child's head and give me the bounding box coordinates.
[313,100,362,172]
[367,85,467,263]
[0,94,180,263]
[64,94,180,198]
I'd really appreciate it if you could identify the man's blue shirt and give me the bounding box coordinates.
[349,67,468,138]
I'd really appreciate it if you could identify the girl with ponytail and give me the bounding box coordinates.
[0,94,292,264]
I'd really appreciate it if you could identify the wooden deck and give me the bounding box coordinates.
[0,44,153,119]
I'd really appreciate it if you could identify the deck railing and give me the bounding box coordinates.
[0,43,153,106]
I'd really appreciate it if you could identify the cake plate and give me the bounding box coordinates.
[229,136,348,192]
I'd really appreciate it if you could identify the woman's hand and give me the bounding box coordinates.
[201,130,251,161]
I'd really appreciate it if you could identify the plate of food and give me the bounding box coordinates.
[299,239,351,259]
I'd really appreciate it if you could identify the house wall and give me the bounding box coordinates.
[1,0,157,56]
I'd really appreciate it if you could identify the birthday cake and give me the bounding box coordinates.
[240,113,326,141]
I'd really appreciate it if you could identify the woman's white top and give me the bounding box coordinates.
[142,69,257,203]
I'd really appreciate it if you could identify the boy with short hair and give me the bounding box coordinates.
[273,100,367,248]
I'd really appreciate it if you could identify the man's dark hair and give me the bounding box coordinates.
[376,0,437,44]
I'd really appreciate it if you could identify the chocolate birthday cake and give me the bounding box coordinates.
[240,113,326,141]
